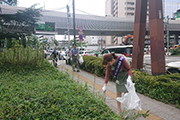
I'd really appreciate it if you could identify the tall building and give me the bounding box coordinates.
[163,0,180,18]
[105,0,180,46]
[105,0,135,46]
[105,0,135,18]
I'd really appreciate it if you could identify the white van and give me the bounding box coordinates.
[98,45,133,64]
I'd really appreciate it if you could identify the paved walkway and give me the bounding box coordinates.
[55,60,180,120]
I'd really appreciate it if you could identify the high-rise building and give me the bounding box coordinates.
[105,0,180,46]
[105,0,135,18]
[105,0,136,46]
[163,0,180,18]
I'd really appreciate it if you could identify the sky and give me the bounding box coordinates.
[17,0,106,16]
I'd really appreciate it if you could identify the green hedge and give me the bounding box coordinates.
[80,56,180,108]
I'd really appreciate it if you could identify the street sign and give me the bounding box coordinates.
[79,34,83,41]
[78,26,83,32]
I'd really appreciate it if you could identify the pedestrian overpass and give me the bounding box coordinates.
[1,5,180,37]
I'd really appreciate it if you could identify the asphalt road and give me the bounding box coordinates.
[143,55,180,73]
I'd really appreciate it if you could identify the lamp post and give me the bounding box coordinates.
[166,16,169,55]
[66,5,70,48]
[72,0,76,45]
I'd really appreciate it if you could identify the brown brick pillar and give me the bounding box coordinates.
[132,0,147,69]
[149,0,166,75]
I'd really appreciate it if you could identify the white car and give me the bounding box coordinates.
[79,51,96,57]
[166,61,180,74]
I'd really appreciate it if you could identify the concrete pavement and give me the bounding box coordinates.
[56,60,180,120]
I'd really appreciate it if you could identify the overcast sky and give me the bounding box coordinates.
[17,0,106,16]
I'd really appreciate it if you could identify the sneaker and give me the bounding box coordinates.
[77,70,80,72]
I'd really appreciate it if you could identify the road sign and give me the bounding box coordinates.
[79,34,83,41]
[78,26,83,32]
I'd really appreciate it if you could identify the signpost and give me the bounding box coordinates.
[78,26,83,48]
[79,34,83,41]
[78,26,83,42]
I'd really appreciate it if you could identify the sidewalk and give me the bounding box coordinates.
[56,60,180,120]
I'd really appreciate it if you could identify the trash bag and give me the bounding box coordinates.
[117,83,141,111]
[79,55,84,65]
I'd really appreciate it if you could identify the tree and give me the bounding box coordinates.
[0,4,42,48]
[53,39,59,47]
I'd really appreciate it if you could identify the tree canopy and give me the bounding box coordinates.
[0,4,42,48]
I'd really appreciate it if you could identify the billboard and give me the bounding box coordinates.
[36,22,55,32]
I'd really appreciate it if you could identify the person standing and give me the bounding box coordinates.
[70,44,80,72]
[65,48,71,64]
[102,53,133,113]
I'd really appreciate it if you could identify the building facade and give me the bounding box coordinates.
[163,0,180,18]
[105,0,135,46]
[105,0,180,46]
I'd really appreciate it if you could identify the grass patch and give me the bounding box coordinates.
[0,60,120,119]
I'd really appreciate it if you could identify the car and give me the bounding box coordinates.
[98,45,133,64]
[166,61,180,74]
[79,51,96,57]
[59,51,66,60]
[98,45,133,57]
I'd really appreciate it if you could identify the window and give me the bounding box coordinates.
[102,49,109,54]
[126,2,134,5]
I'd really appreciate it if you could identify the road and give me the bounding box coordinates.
[143,55,180,74]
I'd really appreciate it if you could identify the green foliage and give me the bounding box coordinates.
[0,40,44,67]
[170,47,180,56]
[80,56,106,77]
[0,4,42,48]
[53,39,59,47]
[0,60,120,119]
[79,56,180,109]
[132,70,180,108]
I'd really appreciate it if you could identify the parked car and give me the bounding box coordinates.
[166,61,180,74]
[98,45,133,64]
[79,51,96,57]
[59,51,66,60]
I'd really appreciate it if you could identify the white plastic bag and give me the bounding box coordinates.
[79,55,84,65]
[117,83,141,111]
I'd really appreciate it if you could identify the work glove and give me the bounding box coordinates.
[102,84,107,93]
[116,80,120,84]
[127,76,133,87]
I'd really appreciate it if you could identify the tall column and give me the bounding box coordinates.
[132,0,147,69]
[149,0,166,75]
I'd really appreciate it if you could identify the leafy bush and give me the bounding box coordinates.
[80,56,106,77]
[132,70,180,108]
[0,40,44,67]
[0,60,120,119]
[79,56,180,109]
[170,47,180,56]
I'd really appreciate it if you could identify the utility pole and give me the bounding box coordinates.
[66,5,70,48]
[72,0,76,45]
[167,16,169,55]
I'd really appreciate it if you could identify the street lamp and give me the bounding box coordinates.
[66,5,70,48]
[72,0,76,45]
[166,15,169,55]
